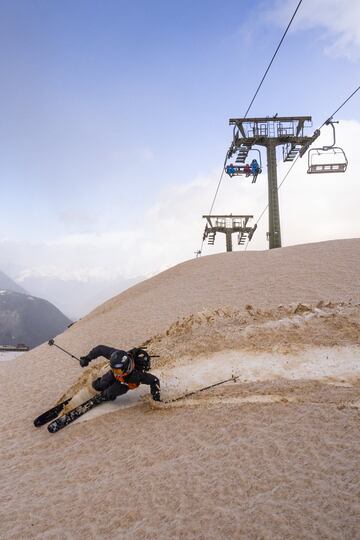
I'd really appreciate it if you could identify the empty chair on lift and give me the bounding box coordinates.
[307,118,348,174]
[307,147,348,174]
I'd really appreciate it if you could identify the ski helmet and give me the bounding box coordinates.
[110,350,133,375]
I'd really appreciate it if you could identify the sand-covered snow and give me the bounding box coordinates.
[1,238,360,539]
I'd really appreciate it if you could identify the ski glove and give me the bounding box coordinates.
[79,356,91,368]
[151,387,161,402]
[102,389,117,401]
[151,378,161,402]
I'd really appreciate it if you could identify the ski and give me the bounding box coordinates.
[34,398,72,427]
[47,393,106,433]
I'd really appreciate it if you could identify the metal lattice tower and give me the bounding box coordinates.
[202,215,257,252]
[228,116,320,249]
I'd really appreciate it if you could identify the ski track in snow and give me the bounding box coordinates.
[77,345,360,424]
[24,300,360,426]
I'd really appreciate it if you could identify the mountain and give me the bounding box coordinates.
[19,275,144,319]
[0,289,72,348]
[0,270,27,294]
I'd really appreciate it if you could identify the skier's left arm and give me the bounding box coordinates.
[137,371,161,402]
[80,345,116,367]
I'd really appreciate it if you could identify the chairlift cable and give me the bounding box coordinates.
[243,0,303,118]
[322,84,360,127]
[276,84,359,185]
[196,153,228,255]
[209,162,227,216]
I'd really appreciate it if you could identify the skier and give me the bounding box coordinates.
[79,345,161,402]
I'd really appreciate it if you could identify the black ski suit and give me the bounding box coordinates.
[83,345,160,401]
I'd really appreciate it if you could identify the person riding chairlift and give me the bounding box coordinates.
[244,163,251,177]
[250,159,260,175]
[226,163,236,177]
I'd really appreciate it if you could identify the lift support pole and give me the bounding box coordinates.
[267,140,281,247]
[228,116,320,249]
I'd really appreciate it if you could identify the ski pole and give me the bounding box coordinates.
[48,339,159,364]
[163,374,240,404]
[48,339,80,363]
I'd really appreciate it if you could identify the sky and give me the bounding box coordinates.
[0,0,359,317]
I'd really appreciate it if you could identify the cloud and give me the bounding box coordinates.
[266,0,360,60]
[57,209,99,228]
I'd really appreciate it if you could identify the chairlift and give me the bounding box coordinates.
[307,119,348,174]
[225,148,262,183]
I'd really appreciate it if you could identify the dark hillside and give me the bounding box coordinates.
[0,289,72,348]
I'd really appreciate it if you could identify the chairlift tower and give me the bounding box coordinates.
[202,214,257,252]
[228,116,320,249]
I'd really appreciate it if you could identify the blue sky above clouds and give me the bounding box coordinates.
[0,0,359,316]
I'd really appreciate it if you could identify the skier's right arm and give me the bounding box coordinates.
[80,345,116,367]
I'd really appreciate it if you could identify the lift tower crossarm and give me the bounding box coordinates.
[203,214,253,221]
[202,215,256,252]
[234,135,317,146]
[229,116,312,125]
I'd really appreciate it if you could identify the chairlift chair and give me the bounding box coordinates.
[225,148,262,182]
[307,147,348,174]
[307,119,348,174]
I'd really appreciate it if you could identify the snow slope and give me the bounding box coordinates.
[1,238,360,540]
